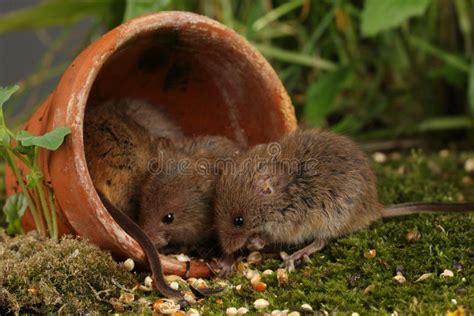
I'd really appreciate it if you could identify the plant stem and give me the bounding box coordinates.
[47,186,58,240]
[35,183,54,240]
[4,149,45,235]
[32,146,55,240]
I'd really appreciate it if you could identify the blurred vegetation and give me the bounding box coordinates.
[0,0,473,142]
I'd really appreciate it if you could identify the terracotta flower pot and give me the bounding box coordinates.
[5,11,297,277]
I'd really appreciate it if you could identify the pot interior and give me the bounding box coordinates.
[86,26,291,147]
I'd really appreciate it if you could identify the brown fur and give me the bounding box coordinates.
[84,100,176,219]
[214,129,383,254]
[138,136,241,250]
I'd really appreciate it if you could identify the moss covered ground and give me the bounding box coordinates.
[0,150,473,314]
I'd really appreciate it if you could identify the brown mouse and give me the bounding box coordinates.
[213,129,474,272]
[138,135,241,252]
[84,99,171,219]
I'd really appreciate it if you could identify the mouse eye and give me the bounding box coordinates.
[233,216,244,228]
[162,213,174,224]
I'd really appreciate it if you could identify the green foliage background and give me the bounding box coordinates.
[0,0,473,141]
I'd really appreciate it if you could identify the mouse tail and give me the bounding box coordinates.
[97,190,184,300]
[382,202,474,218]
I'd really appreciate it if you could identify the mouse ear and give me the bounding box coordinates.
[256,174,274,195]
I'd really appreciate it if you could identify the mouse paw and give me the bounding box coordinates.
[208,255,236,278]
[281,240,325,272]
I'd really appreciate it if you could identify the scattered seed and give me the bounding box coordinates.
[191,278,207,289]
[397,166,406,175]
[464,158,474,173]
[439,149,449,158]
[351,313,360,316]
[363,284,375,294]
[288,312,301,316]
[263,269,274,276]
[144,276,153,288]
[277,268,289,286]
[301,303,313,311]
[440,269,454,278]
[226,307,238,315]
[137,297,150,306]
[176,253,191,262]
[447,306,465,316]
[247,251,263,264]
[372,152,387,163]
[393,272,406,284]
[187,308,200,316]
[435,224,446,233]
[216,299,223,305]
[254,298,270,310]
[237,262,249,274]
[138,285,153,292]
[415,273,433,282]
[123,258,135,271]
[250,272,261,285]
[184,293,197,304]
[27,288,38,296]
[170,281,179,291]
[451,299,457,305]
[119,292,135,304]
[364,249,377,258]
[155,300,180,314]
[252,281,267,292]
[235,284,242,291]
[237,307,249,315]
[406,230,420,242]
[245,269,259,280]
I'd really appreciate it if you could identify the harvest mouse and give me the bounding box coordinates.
[84,99,176,219]
[138,135,241,252]
[213,129,474,272]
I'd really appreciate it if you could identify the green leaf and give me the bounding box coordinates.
[469,60,474,116]
[0,0,115,33]
[361,0,431,37]
[304,68,351,126]
[0,85,18,146]
[0,85,19,107]
[123,0,172,21]
[3,193,27,234]
[17,127,71,151]
[417,116,474,131]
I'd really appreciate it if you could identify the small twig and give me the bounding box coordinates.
[87,282,112,302]
[111,278,135,294]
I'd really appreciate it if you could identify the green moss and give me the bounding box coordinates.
[0,230,136,314]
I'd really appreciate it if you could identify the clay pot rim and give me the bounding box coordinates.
[51,11,295,264]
